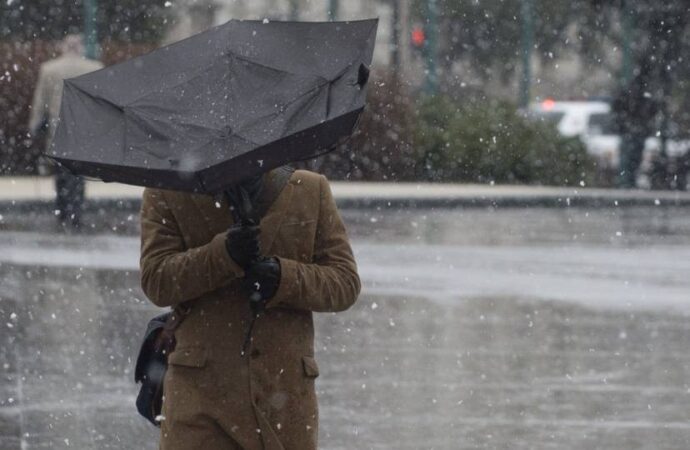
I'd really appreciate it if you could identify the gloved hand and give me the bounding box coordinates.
[243,257,281,312]
[225,224,260,269]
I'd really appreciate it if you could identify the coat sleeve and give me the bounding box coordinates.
[29,66,48,134]
[269,176,361,313]
[139,189,244,308]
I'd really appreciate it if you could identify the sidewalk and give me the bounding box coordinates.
[2,176,690,209]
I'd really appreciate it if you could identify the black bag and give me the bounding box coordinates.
[134,311,178,426]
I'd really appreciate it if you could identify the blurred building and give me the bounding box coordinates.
[164,1,616,101]
[165,0,412,77]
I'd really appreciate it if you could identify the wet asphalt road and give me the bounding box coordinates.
[1,206,690,449]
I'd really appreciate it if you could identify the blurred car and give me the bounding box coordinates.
[527,99,622,171]
[528,99,609,138]
[527,99,690,177]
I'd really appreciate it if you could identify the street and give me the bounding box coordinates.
[1,205,689,449]
[2,0,690,448]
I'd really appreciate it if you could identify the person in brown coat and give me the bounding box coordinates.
[139,167,360,450]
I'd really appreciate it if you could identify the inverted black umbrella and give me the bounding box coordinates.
[49,19,378,194]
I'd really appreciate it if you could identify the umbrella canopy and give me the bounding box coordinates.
[49,19,378,194]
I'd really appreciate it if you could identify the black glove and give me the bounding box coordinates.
[243,257,281,313]
[225,224,260,269]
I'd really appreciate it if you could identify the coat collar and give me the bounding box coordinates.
[188,172,295,256]
[258,181,294,254]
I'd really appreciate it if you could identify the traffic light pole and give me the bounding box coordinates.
[423,0,438,95]
[620,0,633,86]
[519,0,534,108]
[84,0,98,59]
[391,0,400,71]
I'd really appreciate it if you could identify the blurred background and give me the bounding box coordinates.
[1,0,689,189]
[1,2,690,450]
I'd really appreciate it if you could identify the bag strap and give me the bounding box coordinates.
[155,304,191,353]
[165,304,192,333]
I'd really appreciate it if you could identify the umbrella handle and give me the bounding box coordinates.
[239,187,257,225]
[223,190,240,223]
[223,187,257,226]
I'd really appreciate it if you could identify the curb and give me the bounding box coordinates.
[2,176,690,214]
[1,193,689,216]
[332,195,690,209]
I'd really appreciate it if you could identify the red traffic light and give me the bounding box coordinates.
[411,27,425,48]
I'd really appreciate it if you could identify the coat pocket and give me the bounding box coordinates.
[302,356,320,378]
[168,347,207,368]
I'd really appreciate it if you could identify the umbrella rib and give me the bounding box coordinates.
[66,80,125,112]
[283,86,329,135]
[227,51,329,82]
[231,62,353,138]
[227,50,356,87]
[230,61,355,138]
[185,133,261,172]
[221,132,260,148]
[231,85,324,137]
[130,107,225,134]
[122,59,225,108]
[61,82,129,165]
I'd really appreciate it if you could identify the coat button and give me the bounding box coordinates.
[251,349,261,359]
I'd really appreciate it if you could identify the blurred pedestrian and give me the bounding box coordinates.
[140,167,361,450]
[28,34,103,229]
[612,64,659,189]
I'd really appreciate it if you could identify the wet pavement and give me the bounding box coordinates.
[1,206,690,449]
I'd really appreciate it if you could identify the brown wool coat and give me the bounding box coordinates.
[139,170,360,450]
